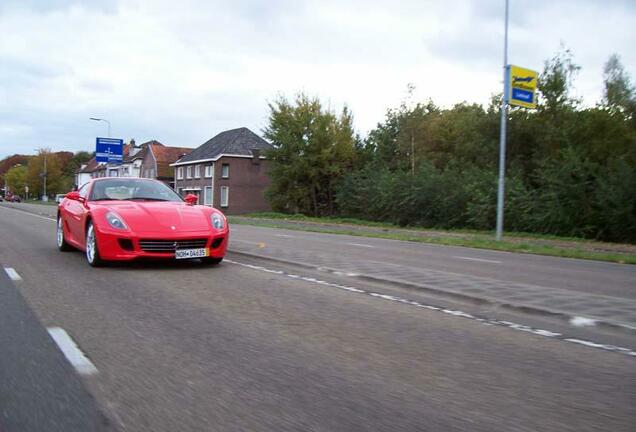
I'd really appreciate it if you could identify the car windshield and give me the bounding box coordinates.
[89,179,183,202]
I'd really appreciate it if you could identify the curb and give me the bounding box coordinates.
[229,248,636,336]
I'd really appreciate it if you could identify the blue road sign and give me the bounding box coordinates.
[95,137,123,164]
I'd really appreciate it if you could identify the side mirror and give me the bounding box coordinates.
[184,194,198,206]
[66,191,81,201]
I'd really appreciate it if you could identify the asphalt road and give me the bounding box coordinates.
[0,203,635,431]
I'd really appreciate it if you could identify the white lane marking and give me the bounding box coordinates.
[454,256,502,264]
[226,259,636,358]
[4,267,22,281]
[275,234,296,238]
[570,316,597,327]
[347,243,375,248]
[47,327,99,375]
[0,205,56,222]
[564,338,636,356]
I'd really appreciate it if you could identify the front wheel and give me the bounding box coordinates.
[85,221,105,267]
[56,216,73,251]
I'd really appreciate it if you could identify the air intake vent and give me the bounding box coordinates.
[139,238,208,253]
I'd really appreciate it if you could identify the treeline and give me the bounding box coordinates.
[264,50,636,243]
[0,150,93,198]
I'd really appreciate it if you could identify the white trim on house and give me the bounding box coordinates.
[182,187,202,191]
[170,154,267,167]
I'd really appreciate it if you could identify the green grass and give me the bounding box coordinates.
[230,213,636,265]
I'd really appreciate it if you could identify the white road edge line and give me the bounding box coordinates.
[347,243,375,248]
[275,234,296,238]
[226,259,636,358]
[0,205,55,222]
[454,256,502,264]
[4,267,22,281]
[47,327,98,376]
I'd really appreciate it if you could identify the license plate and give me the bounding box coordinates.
[175,248,209,259]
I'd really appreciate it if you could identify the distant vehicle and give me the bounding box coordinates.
[55,194,67,203]
[0,196,4,202]
[7,194,21,202]
[57,178,228,267]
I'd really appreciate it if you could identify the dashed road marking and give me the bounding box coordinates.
[226,259,636,358]
[4,267,22,281]
[275,234,297,238]
[47,327,98,376]
[454,256,502,264]
[347,243,375,248]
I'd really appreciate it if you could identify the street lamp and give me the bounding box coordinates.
[89,117,111,137]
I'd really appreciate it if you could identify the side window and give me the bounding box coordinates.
[221,164,229,178]
[79,183,89,199]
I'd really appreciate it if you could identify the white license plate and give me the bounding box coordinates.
[175,248,209,259]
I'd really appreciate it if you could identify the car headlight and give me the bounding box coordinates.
[211,213,225,229]
[106,211,128,230]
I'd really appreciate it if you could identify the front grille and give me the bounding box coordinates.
[139,238,208,253]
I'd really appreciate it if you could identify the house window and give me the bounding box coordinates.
[109,169,119,177]
[186,166,192,179]
[204,186,212,206]
[221,164,229,178]
[204,165,213,178]
[177,167,184,179]
[220,186,229,207]
[194,164,201,179]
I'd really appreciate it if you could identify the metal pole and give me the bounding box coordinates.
[496,0,509,241]
[43,153,47,201]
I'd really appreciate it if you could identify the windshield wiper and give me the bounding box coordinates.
[92,198,118,201]
[125,197,171,201]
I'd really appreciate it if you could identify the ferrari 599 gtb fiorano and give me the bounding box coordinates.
[57,178,228,266]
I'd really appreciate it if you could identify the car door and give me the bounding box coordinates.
[63,183,90,245]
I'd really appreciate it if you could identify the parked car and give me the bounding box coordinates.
[57,178,229,267]
[55,194,67,203]
[7,195,21,202]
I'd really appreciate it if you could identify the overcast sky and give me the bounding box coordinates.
[1,0,634,159]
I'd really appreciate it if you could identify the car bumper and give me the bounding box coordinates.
[94,226,229,261]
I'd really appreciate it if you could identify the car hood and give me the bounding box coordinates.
[96,201,212,234]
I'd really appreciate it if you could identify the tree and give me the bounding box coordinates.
[26,149,65,198]
[264,94,357,216]
[602,54,635,118]
[4,165,28,196]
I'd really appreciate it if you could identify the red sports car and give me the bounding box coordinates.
[57,178,229,266]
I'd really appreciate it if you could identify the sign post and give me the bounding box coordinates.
[496,0,538,241]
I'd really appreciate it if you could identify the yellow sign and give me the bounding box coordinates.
[508,65,538,109]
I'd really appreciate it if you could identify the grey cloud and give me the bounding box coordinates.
[0,0,118,14]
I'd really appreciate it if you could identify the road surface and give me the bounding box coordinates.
[0,203,634,431]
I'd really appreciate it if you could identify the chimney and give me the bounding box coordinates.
[129,138,140,156]
[251,148,261,164]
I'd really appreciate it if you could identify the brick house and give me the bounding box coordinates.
[171,127,273,214]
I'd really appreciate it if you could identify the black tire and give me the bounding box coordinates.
[85,221,105,267]
[202,257,223,265]
[56,216,73,252]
